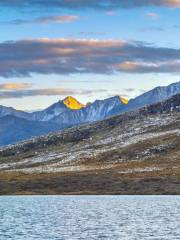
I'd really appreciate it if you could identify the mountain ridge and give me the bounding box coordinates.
[0,82,179,121]
[1,93,179,152]
[0,81,179,146]
[126,81,180,112]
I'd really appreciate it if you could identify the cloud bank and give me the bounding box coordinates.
[1,38,180,77]
[0,83,32,90]
[1,15,79,25]
[0,87,106,99]
[0,0,179,9]
[146,12,159,19]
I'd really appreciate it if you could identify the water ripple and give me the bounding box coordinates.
[0,196,180,240]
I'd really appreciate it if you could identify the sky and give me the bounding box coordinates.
[0,0,180,110]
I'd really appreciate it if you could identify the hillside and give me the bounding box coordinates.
[0,94,179,195]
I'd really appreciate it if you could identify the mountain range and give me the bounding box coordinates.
[0,93,179,194]
[0,81,180,146]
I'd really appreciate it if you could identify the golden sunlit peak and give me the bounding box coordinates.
[63,96,85,110]
[119,96,129,105]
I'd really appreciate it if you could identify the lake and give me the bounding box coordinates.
[0,196,180,240]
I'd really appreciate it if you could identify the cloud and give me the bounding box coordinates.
[0,82,32,90]
[0,88,107,99]
[1,15,79,25]
[123,88,135,92]
[105,93,130,98]
[105,11,116,16]
[146,12,159,19]
[0,38,180,77]
[0,0,179,9]
[116,60,180,73]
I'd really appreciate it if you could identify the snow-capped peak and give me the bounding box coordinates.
[119,96,129,105]
[63,96,85,110]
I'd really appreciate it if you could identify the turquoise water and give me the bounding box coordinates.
[0,196,180,240]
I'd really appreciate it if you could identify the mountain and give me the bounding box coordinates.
[126,81,180,111]
[0,115,61,146]
[51,96,128,125]
[30,96,86,122]
[30,100,68,122]
[0,105,30,120]
[28,81,180,124]
[0,94,179,194]
[0,81,179,146]
[0,96,128,146]
[1,82,179,124]
[63,96,85,110]
[30,95,127,123]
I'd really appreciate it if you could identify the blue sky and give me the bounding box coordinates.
[0,1,180,110]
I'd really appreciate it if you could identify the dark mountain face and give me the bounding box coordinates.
[143,94,180,114]
[0,105,31,120]
[0,116,61,146]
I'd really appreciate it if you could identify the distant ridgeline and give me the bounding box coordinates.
[0,81,179,146]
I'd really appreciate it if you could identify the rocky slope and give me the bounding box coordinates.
[0,94,179,195]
